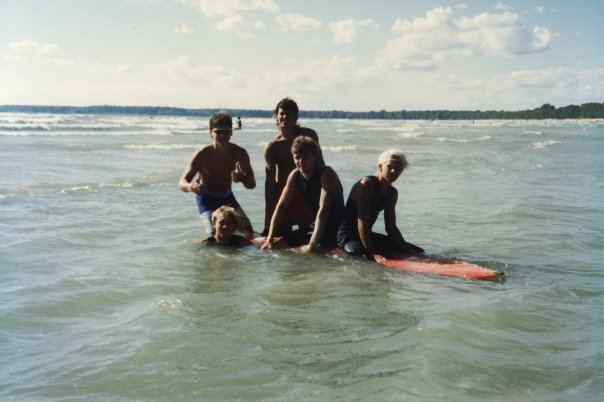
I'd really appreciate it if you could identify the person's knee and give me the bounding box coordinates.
[343,240,363,255]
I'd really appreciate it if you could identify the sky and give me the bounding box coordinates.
[0,0,602,111]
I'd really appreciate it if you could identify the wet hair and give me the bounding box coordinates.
[211,206,239,225]
[377,149,408,171]
[209,112,232,130]
[291,135,321,157]
[274,97,299,115]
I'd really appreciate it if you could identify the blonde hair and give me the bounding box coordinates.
[377,149,408,170]
[211,206,239,225]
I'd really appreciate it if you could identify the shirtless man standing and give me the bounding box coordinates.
[179,112,255,235]
[263,98,321,235]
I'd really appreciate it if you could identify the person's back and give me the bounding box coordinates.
[338,175,392,242]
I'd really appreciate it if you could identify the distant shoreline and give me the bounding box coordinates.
[1,103,603,120]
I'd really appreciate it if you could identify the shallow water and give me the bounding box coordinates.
[1,114,603,400]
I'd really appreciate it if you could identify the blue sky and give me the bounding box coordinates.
[1,0,602,110]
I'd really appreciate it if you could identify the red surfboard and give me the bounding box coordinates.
[379,252,502,280]
[251,237,503,281]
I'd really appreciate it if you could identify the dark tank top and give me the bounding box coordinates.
[205,235,246,247]
[338,176,393,242]
[294,166,344,236]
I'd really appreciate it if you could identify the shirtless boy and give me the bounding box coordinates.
[337,149,424,263]
[263,98,322,235]
[179,112,255,234]
[200,206,252,248]
[261,136,344,254]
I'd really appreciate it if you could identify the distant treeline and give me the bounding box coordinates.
[1,102,603,120]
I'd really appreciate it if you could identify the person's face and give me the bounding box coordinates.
[214,216,236,238]
[378,160,403,183]
[210,127,232,145]
[275,107,298,129]
[293,150,318,175]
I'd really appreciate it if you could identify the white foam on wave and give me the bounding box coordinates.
[436,135,492,143]
[437,137,468,143]
[58,185,92,194]
[124,143,197,150]
[0,129,174,137]
[323,145,359,153]
[244,128,276,133]
[398,131,424,138]
[0,123,51,130]
[532,140,561,149]
[523,130,543,135]
[336,128,355,133]
[58,181,136,195]
[367,126,416,132]
[154,298,184,310]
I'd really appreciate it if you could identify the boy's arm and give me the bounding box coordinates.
[355,179,378,256]
[384,190,423,253]
[263,143,279,232]
[232,150,256,189]
[262,170,296,249]
[384,189,406,245]
[306,168,342,252]
[178,151,205,194]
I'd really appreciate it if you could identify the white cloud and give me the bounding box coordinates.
[535,5,544,14]
[495,3,510,11]
[455,3,468,10]
[8,40,57,55]
[377,7,553,70]
[144,1,321,38]
[5,40,74,67]
[275,12,322,31]
[174,22,194,33]
[160,55,242,87]
[215,15,264,38]
[263,55,373,92]
[47,57,74,66]
[176,0,279,18]
[328,19,378,44]
[174,0,282,37]
[438,67,604,109]
[86,63,135,75]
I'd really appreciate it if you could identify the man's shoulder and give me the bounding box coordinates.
[266,135,287,147]
[196,144,214,154]
[320,165,339,180]
[228,142,249,154]
[297,126,318,138]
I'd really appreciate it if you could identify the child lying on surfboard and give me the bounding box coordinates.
[336,149,424,263]
[199,206,252,248]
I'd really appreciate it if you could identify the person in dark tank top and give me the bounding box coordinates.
[261,136,344,254]
[337,149,424,263]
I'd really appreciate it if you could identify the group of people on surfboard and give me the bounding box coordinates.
[179,97,424,262]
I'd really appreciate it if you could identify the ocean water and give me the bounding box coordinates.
[1,113,603,400]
